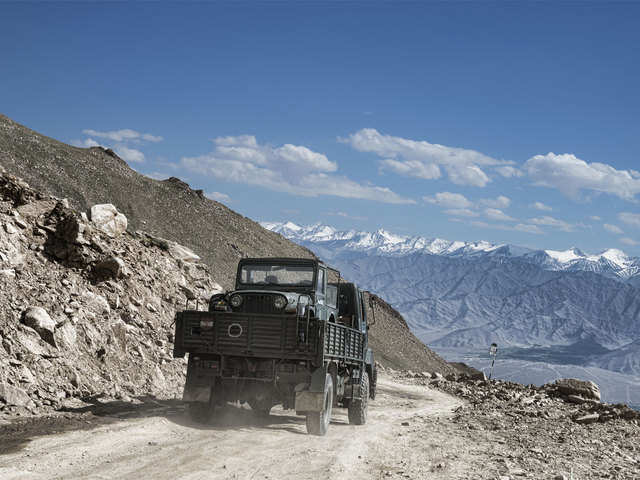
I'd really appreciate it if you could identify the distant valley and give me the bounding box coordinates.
[264,222,640,404]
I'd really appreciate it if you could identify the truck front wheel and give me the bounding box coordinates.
[348,371,369,425]
[305,374,333,436]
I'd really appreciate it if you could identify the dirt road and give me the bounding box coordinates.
[0,375,476,480]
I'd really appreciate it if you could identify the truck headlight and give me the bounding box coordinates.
[230,294,243,308]
[273,296,287,309]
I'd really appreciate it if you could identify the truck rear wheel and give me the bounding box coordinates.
[248,393,273,417]
[305,374,333,436]
[187,401,214,423]
[187,385,217,423]
[348,371,369,425]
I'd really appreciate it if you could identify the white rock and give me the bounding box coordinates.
[22,306,56,334]
[168,242,200,263]
[90,204,128,237]
[0,382,34,407]
[81,291,111,315]
[0,269,15,278]
[4,223,18,234]
[54,321,77,349]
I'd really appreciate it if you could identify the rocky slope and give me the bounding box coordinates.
[0,169,222,417]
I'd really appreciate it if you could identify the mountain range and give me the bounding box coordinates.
[263,221,640,379]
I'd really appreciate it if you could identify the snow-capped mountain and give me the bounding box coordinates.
[262,222,640,282]
[262,221,640,377]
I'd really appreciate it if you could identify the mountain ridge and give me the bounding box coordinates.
[263,221,640,283]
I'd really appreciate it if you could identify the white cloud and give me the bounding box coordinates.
[530,201,552,212]
[326,211,367,221]
[603,224,624,234]
[180,135,414,204]
[444,208,479,217]
[480,195,511,208]
[83,128,163,143]
[342,128,509,187]
[114,145,145,163]
[529,215,575,232]
[524,152,640,200]
[514,223,545,235]
[71,138,101,148]
[424,192,472,209]
[590,216,602,221]
[206,191,231,203]
[145,172,170,180]
[620,237,639,246]
[484,208,515,222]
[495,166,524,178]
[619,212,640,227]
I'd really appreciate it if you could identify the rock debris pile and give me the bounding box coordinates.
[0,170,222,417]
[386,367,640,479]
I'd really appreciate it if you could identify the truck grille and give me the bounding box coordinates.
[233,293,283,315]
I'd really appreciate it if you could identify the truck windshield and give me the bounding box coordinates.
[239,264,315,287]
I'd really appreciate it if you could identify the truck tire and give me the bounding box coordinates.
[348,371,369,425]
[305,374,333,436]
[187,402,214,423]
[249,394,273,417]
[369,365,377,400]
[187,385,217,423]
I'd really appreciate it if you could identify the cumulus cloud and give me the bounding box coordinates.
[180,135,413,204]
[341,128,510,187]
[114,145,145,163]
[619,212,640,227]
[484,208,515,222]
[83,128,163,143]
[530,201,552,212]
[603,224,624,234]
[480,195,511,209]
[495,166,524,178]
[590,216,602,221]
[524,152,640,201]
[620,237,639,246]
[529,215,575,232]
[206,191,231,203]
[423,192,472,209]
[444,208,479,217]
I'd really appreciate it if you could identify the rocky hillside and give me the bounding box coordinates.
[0,114,313,290]
[0,170,223,417]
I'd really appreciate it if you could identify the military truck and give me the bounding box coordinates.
[172,257,377,435]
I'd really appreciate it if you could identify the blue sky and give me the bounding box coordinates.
[2,2,640,254]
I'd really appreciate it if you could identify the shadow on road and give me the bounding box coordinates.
[0,393,350,456]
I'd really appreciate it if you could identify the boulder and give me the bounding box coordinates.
[93,256,125,279]
[90,204,127,237]
[22,307,56,345]
[0,382,33,407]
[574,413,600,425]
[554,378,601,401]
[168,242,200,263]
